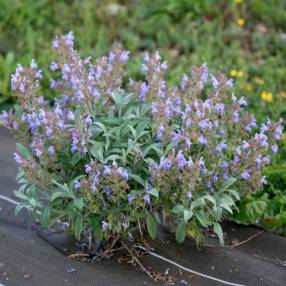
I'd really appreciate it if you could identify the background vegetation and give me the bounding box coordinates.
[1,0,286,234]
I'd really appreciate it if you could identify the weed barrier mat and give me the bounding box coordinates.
[0,126,286,286]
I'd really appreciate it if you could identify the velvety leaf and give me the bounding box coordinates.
[74,214,84,241]
[213,222,224,246]
[146,214,157,240]
[176,221,186,243]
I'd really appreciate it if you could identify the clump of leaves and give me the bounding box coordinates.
[0,32,282,250]
[233,164,286,235]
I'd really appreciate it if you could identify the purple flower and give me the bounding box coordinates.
[274,124,283,140]
[255,134,268,148]
[198,134,207,145]
[263,156,270,165]
[236,147,242,156]
[185,118,192,127]
[128,194,135,203]
[255,156,262,166]
[67,111,75,121]
[161,61,168,71]
[13,121,18,129]
[181,74,188,91]
[119,51,130,63]
[151,102,159,114]
[271,144,278,153]
[117,167,129,181]
[14,153,22,165]
[0,111,9,125]
[46,126,53,137]
[215,103,224,114]
[101,221,109,231]
[155,51,161,61]
[85,163,92,173]
[103,185,112,196]
[139,82,148,101]
[144,194,150,205]
[212,173,218,182]
[186,157,194,169]
[220,161,228,169]
[30,59,38,69]
[108,52,116,62]
[160,157,172,171]
[207,181,214,193]
[141,63,148,74]
[200,64,209,83]
[47,146,55,156]
[260,123,268,134]
[143,52,150,62]
[85,116,92,126]
[64,31,74,48]
[241,171,250,181]
[198,119,210,131]
[216,140,227,153]
[246,115,256,132]
[103,166,111,176]
[34,148,42,158]
[233,155,240,165]
[242,141,249,150]
[74,180,81,190]
[176,151,187,170]
[57,120,66,130]
[222,173,230,181]
[156,122,165,140]
[239,97,247,106]
[232,110,240,123]
[210,75,219,89]
[50,79,57,89]
[50,61,58,71]
[52,37,59,49]
[71,133,79,153]
[198,157,207,173]
[91,172,100,192]
[226,79,234,88]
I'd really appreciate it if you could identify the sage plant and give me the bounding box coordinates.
[1,32,282,246]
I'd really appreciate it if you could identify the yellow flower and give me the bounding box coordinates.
[279,91,286,98]
[237,18,245,27]
[260,91,273,102]
[230,70,238,77]
[235,0,243,3]
[255,77,264,85]
[237,70,244,78]
[245,83,253,92]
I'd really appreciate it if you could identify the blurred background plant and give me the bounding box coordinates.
[1,0,286,234]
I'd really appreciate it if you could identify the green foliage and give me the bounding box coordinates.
[146,214,157,240]
[234,164,286,236]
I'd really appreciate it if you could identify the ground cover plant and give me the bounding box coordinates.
[0,33,283,253]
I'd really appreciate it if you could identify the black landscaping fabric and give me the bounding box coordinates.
[0,126,286,286]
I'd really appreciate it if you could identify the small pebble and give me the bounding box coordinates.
[67,268,76,273]
[24,272,32,279]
